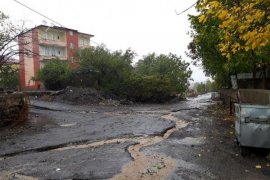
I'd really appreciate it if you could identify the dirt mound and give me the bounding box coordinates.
[52,87,131,106]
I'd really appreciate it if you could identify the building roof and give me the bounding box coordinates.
[20,25,94,37]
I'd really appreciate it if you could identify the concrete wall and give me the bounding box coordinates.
[219,89,270,106]
[238,89,270,105]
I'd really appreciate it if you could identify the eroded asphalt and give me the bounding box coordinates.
[0,94,270,179]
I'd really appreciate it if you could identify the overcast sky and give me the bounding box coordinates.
[2,0,209,82]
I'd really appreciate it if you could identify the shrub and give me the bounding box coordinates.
[37,59,71,90]
[0,65,19,90]
[121,74,174,102]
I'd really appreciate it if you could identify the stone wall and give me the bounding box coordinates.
[0,92,29,127]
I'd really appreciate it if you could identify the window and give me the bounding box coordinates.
[50,34,54,40]
[43,32,48,40]
[52,34,57,40]
[45,47,49,56]
[70,57,75,63]
[51,48,56,56]
[69,31,73,36]
[70,43,74,49]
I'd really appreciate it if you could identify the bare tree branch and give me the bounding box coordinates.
[0,11,36,70]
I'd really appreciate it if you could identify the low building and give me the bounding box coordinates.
[18,25,94,90]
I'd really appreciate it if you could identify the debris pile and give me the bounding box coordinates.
[52,86,132,106]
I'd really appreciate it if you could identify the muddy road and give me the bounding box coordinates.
[0,94,270,179]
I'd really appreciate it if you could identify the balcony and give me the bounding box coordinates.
[79,44,91,49]
[39,39,66,47]
[40,55,67,61]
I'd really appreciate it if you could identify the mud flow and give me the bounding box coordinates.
[111,113,188,179]
[49,111,188,179]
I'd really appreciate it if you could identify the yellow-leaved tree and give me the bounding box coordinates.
[197,0,270,59]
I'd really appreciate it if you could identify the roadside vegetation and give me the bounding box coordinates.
[0,11,29,125]
[37,45,192,102]
[35,60,71,90]
[193,80,218,94]
[0,64,19,90]
[187,0,270,88]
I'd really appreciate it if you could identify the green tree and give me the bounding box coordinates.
[37,59,71,90]
[187,13,231,87]
[197,0,270,58]
[78,47,192,102]
[193,80,215,94]
[136,53,192,94]
[194,82,206,94]
[0,65,19,89]
[78,45,134,93]
[188,0,270,88]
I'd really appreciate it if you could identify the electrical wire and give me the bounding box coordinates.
[13,0,102,48]
[175,1,197,15]
[13,0,64,27]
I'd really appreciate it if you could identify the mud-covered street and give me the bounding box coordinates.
[0,94,270,179]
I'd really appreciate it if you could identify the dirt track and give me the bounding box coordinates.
[0,94,270,179]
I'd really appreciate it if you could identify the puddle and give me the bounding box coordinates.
[60,123,76,127]
[170,137,205,146]
[191,117,200,121]
[79,111,97,114]
[136,110,168,114]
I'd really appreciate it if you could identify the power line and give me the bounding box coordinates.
[13,0,64,27]
[175,2,197,15]
[13,0,121,51]
[90,40,101,46]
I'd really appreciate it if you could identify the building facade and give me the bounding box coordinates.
[19,25,94,90]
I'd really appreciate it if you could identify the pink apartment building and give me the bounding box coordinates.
[18,25,94,90]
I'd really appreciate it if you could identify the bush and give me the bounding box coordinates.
[121,74,174,102]
[0,65,19,90]
[37,59,71,90]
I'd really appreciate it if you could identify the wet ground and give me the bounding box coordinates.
[0,93,270,179]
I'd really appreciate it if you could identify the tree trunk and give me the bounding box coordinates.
[251,51,256,89]
[262,66,266,89]
[253,68,256,89]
